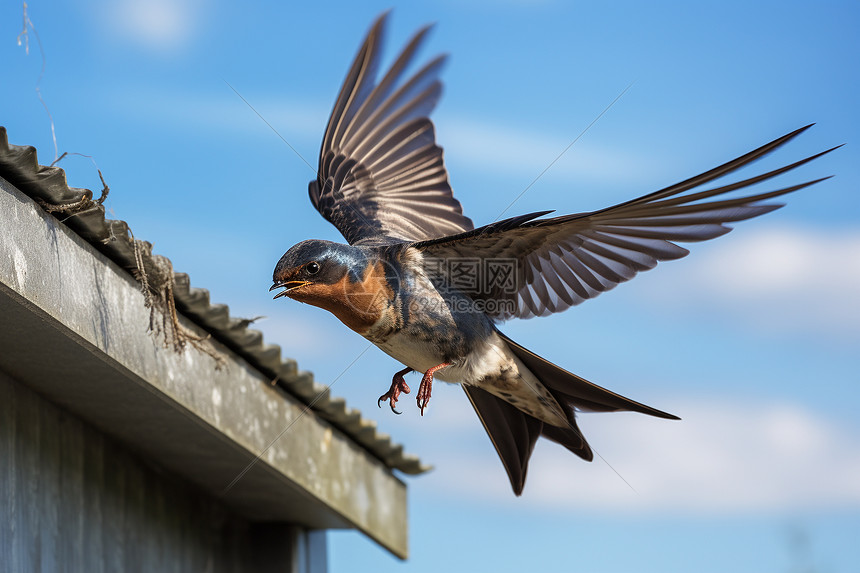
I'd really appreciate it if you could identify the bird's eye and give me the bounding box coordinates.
[305,261,321,275]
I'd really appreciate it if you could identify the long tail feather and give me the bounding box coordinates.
[465,333,679,495]
[463,386,542,496]
[499,332,679,420]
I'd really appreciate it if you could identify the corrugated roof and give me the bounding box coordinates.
[0,126,429,476]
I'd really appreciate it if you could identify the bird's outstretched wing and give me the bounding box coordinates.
[415,125,837,320]
[309,13,473,246]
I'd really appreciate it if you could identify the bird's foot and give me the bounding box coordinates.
[378,367,413,414]
[417,362,451,416]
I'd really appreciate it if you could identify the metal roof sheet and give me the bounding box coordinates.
[0,126,429,476]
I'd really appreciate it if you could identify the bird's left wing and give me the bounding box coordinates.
[308,13,473,246]
[414,125,838,321]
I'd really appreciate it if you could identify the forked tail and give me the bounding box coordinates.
[464,332,678,495]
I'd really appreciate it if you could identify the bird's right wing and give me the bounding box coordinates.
[415,126,837,320]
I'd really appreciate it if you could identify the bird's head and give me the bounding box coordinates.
[271,239,353,297]
[270,240,392,333]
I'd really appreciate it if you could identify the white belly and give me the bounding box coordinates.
[372,330,510,383]
[373,330,568,426]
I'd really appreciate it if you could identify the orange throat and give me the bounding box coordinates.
[287,261,393,335]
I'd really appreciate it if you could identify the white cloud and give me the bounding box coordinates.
[422,396,860,514]
[639,226,860,336]
[103,0,204,53]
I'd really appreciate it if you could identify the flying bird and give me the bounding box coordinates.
[270,14,836,495]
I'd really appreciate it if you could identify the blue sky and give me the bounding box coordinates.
[3,1,859,571]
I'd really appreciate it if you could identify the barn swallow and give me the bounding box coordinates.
[270,14,837,495]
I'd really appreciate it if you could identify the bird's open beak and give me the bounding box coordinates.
[269,280,311,299]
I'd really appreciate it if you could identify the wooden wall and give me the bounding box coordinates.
[0,370,326,573]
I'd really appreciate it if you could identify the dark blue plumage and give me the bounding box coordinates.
[270,13,836,495]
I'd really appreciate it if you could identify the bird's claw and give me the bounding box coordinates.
[416,378,431,415]
[378,367,413,414]
[416,362,450,416]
